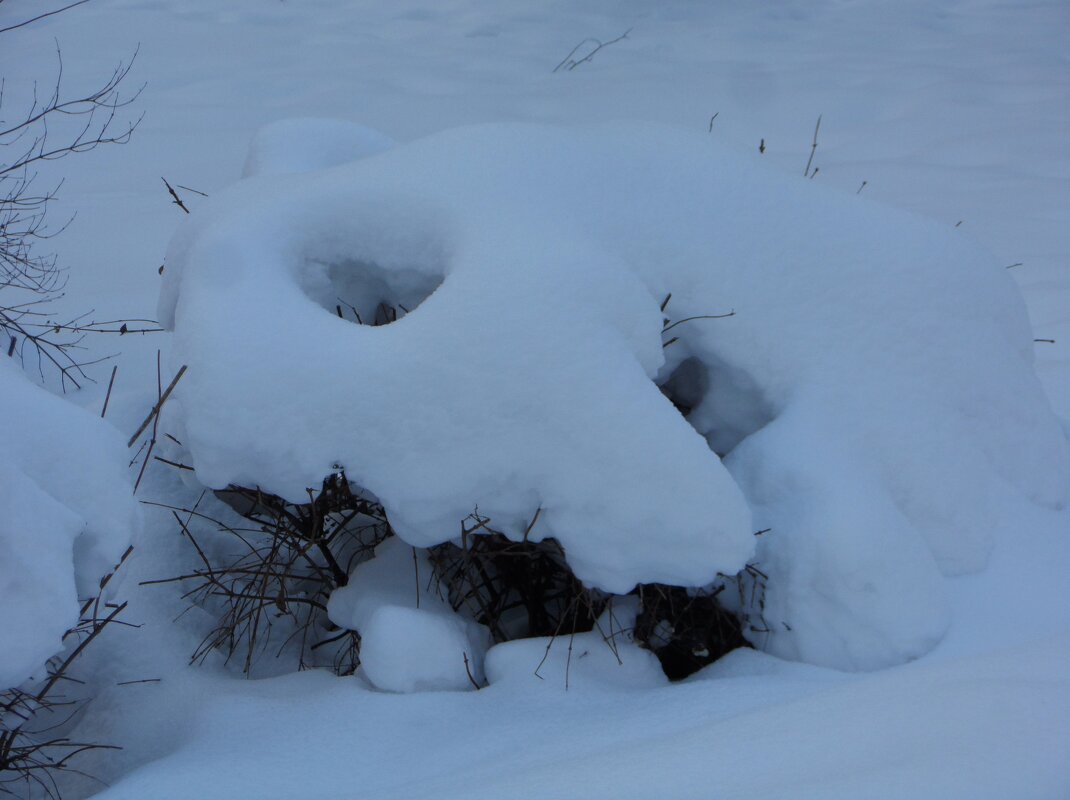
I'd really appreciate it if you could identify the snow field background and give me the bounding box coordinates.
[1,0,1069,797]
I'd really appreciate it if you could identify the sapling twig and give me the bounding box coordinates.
[126,363,187,447]
[662,310,735,334]
[804,114,821,177]
[160,177,189,214]
[100,364,117,417]
[553,29,631,72]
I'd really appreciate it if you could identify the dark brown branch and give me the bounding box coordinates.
[161,177,189,214]
[100,364,117,417]
[0,0,91,36]
[127,364,187,447]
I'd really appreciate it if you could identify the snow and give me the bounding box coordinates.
[1,0,1069,797]
[328,537,491,692]
[0,359,135,689]
[241,118,394,179]
[89,636,1070,800]
[158,124,761,596]
[727,416,952,670]
[0,461,81,690]
[158,119,1066,667]
[484,599,668,691]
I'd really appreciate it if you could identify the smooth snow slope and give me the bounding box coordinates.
[92,637,1070,800]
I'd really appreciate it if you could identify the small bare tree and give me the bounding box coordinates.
[0,0,146,390]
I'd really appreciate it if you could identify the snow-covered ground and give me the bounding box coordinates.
[2,1,1069,797]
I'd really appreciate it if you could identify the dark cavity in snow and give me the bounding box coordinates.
[305,257,445,326]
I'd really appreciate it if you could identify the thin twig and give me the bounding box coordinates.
[160,177,189,214]
[0,0,91,35]
[804,114,821,177]
[662,310,735,334]
[127,363,186,446]
[100,364,117,417]
[462,652,481,690]
[132,351,164,493]
[153,455,194,471]
[553,29,631,72]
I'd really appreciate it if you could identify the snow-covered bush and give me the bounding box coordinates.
[155,119,1070,682]
[158,467,752,685]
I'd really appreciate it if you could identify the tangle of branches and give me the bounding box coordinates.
[143,473,393,676]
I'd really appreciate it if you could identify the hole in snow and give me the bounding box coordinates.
[700,354,775,456]
[303,257,445,326]
[658,351,775,458]
[659,356,708,419]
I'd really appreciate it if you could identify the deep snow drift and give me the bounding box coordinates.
[158,120,1068,672]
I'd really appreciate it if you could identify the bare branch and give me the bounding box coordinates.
[0,0,91,36]
[553,29,631,73]
[127,364,187,447]
[1,32,143,389]
[804,114,821,177]
[161,177,189,214]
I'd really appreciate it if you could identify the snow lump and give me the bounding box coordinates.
[0,359,136,689]
[158,120,1070,672]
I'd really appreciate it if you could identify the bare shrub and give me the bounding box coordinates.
[155,477,767,682]
[1,2,146,389]
[144,472,391,675]
[0,548,132,799]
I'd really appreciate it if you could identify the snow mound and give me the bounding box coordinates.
[727,418,950,670]
[328,538,490,692]
[242,118,393,178]
[159,120,1069,670]
[0,359,136,689]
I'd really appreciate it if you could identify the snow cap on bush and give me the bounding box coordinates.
[159,120,1069,670]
